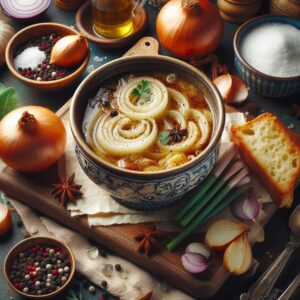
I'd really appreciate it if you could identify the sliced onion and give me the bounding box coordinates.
[0,0,51,19]
[205,219,248,250]
[232,194,260,221]
[181,253,209,274]
[186,242,211,260]
[223,234,252,275]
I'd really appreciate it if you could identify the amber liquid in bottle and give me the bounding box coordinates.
[92,0,134,39]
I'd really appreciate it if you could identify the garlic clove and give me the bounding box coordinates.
[205,219,248,250]
[181,253,209,274]
[223,233,252,275]
[213,73,233,102]
[213,73,248,104]
[185,242,211,260]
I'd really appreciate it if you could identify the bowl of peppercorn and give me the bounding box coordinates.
[5,22,90,92]
[4,236,76,298]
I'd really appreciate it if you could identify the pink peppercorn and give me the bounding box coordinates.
[14,283,20,289]
[25,70,31,76]
[52,269,58,275]
[32,247,37,252]
[43,252,48,257]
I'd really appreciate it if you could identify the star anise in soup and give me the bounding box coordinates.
[168,125,187,144]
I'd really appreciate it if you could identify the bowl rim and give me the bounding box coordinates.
[234,14,300,81]
[70,54,225,179]
[5,22,90,86]
[4,236,76,299]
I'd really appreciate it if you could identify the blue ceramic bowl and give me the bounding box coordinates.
[234,15,300,98]
[70,54,224,211]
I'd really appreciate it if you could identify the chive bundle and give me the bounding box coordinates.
[167,143,252,251]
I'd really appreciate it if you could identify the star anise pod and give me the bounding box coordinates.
[134,226,166,256]
[290,104,300,119]
[51,173,83,207]
[168,125,187,145]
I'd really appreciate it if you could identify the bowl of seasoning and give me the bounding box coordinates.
[5,22,90,92]
[4,236,75,298]
[234,15,300,97]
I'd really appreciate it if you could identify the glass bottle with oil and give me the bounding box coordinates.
[92,0,145,39]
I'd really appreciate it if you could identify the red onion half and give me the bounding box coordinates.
[181,242,211,274]
[232,194,260,221]
[181,253,209,274]
[0,0,51,19]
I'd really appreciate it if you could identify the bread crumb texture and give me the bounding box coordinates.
[231,113,300,207]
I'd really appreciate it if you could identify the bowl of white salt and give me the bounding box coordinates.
[234,15,300,97]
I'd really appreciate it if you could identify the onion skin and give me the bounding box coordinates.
[156,0,224,58]
[0,203,11,235]
[205,219,248,251]
[223,233,252,275]
[0,106,66,173]
[50,34,89,67]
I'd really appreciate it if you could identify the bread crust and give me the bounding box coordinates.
[231,113,300,208]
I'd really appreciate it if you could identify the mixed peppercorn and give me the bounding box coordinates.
[15,34,74,81]
[9,243,71,295]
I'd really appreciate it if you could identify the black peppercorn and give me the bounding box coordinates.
[115,264,122,271]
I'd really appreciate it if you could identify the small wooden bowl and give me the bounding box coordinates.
[4,236,76,298]
[75,1,148,49]
[5,22,90,92]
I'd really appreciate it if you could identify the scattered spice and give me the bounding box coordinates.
[9,244,71,296]
[290,104,300,120]
[134,226,166,256]
[137,291,153,300]
[88,285,96,294]
[101,280,108,288]
[51,173,83,207]
[14,34,74,81]
[114,264,122,271]
[110,110,118,118]
[159,125,188,145]
[168,125,188,144]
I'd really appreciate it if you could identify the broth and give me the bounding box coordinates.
[83,73,213,172]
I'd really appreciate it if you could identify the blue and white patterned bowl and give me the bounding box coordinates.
[70,55,224,211]
[234,15,300,98]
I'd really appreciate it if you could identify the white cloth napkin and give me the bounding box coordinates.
[9,199,193,300]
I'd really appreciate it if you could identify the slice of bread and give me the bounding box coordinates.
[231,113,300,208]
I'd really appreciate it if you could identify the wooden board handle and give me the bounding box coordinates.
[123,36,159,57]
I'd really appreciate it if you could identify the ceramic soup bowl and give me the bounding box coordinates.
[70,55,224,211]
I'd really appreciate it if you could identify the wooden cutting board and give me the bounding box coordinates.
[0,38,279,299]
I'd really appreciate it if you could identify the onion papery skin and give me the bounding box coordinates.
[0,203,11,236]
[50,34,89,67]
[0,0,51,19]
[156,0,224,58]
[0,106,66,173]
